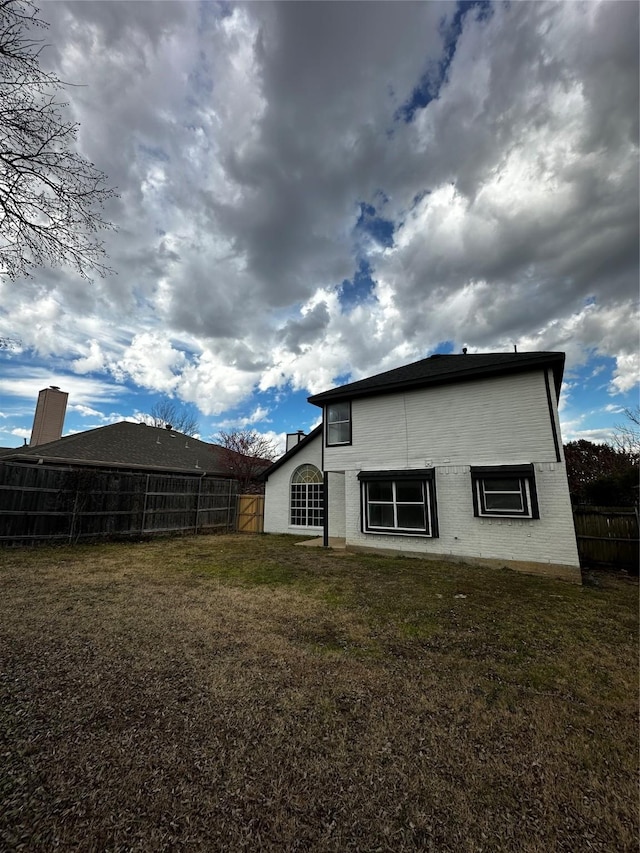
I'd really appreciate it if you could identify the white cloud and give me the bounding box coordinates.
[111,332,187,393]
[214,405,271,430]
[561,425,617,445]
[177,349,259,416]
[72,341,106,375]
[10,427,31,440]
[609,352,640,395]
[0,368,126,408]
[68,403,105,419]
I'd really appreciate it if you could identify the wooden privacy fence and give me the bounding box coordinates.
[0,461,238,545]
[237,494,264,533]
[572,505,639,572]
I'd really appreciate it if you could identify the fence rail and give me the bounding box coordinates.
[572,505,639,572]
[0,461,238,545]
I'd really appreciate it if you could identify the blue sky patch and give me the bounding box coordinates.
[430,340,458,356]
[397,0,493,123]
[355,203,394,248]
[339,259,378,312]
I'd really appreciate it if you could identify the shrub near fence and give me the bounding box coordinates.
[0,461,238,545]
[572,505,639,572]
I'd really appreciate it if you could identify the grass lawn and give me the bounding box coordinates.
[0,534,637,852]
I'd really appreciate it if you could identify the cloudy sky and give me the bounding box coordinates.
[0,0,638,452]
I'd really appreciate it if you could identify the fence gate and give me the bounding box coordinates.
[237,494,264,533]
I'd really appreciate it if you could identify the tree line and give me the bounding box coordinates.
[564,407,639,507]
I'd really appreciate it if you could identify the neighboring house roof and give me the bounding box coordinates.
[261,425,322,481]
[0,422,232,476]
[308,351,565,406]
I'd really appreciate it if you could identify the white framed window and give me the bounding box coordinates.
[326,402,351,446]
[471,465,539,519]
[290,464,324,526]
[358,469,438,537]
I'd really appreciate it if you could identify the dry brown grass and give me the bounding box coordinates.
[0,534,637,852]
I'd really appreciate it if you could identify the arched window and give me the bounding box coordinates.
[290,464,324,527]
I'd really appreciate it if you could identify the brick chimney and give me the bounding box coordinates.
[285,430,306,452]
[30,386,68,446]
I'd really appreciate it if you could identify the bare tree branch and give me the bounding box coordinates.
[215,429,278,494]
[0,0,117,281]
[137,399,200,437]
[612,406,640,459]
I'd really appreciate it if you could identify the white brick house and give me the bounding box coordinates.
[262,352,581,582]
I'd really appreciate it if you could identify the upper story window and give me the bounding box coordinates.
[470,465,539,519]
[326,401,351,446]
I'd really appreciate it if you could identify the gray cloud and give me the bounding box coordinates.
[375,1,638,358]
[281,301,330,354]
[2,0,637,420]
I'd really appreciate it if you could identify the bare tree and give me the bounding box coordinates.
[612,406,640,460]
[0,0,117,281]
[215,429,278,493]
[138,400,200,437]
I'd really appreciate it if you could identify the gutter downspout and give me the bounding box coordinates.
[323,472,329,548]
[321,411,328,547]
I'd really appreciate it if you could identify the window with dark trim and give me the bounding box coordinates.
[290,464,324,526]
[358,469,438,537]
[326,401,351,446]
[470,465,539,519]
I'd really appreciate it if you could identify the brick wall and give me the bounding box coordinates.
[343,462,579,568]
[326,368,580,572]
[327,471,346,538]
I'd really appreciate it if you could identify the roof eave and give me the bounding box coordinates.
[260,425,322,481]
[309,354,565,406]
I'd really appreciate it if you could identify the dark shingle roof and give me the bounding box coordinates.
[308,351,565,406]
[0,422,231,475]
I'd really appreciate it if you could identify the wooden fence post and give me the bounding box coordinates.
[194,476,203,533]
[69,487,79,543]
[141,473,150,534]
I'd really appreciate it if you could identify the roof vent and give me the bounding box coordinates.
[462,347,467,355]
[165,424,172,430]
